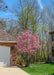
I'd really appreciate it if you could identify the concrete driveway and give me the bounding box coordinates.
[0,66,30,75]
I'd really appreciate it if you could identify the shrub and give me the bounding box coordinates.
[17,56,24,66]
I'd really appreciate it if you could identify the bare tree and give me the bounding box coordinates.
[0,19,7,30]
[0,0,8,11]
[6,20,19,37]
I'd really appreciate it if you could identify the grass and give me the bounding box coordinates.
[22,63,54,75]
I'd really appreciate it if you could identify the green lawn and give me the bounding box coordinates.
[22,63,54,75]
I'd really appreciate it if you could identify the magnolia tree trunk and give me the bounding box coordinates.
[25,59,29,67]
[24,54,30,67]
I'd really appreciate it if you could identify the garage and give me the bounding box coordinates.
[0,46,10,66]
[0,29,17,66]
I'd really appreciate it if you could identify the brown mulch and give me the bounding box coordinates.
[17,64,39,68]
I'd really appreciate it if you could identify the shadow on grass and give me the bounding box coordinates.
[49,73,54,75]
[30,73,54,75]
[45,62,54,65]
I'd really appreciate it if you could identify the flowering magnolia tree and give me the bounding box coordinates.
[15,30,40,66]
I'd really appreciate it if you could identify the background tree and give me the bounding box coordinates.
[38,1,54,61]
[0,0,8,11]
[13,0,39,32]
[0,19,7,30]
[6,20,19,37]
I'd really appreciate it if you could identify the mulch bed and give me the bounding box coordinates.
[17,64,40,68]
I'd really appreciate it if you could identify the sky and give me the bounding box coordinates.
[0,0,52,20]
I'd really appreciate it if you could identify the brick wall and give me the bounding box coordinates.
[0,42,17,66]
[10,47,17,66]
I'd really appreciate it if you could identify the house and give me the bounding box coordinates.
[0,29,17,66]
[49,30,54,62]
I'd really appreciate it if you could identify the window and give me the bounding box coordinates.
[52,34,54,41]
[52,47,54,56]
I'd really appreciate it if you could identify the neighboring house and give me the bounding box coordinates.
[0,29,17,66]
[49,31,54,62]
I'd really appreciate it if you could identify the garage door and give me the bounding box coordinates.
[0,46,10,66]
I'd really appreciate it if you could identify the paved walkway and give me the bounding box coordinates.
[0,66,30,75]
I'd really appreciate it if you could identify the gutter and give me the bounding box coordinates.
[0,41,17,43]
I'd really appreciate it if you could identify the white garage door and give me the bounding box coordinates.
[0,46,10,66]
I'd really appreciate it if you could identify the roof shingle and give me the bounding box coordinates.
[0,29,16,41]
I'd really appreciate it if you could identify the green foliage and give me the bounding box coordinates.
[42,25,47,33]
[18,3,37,32]
[17,56,24,66]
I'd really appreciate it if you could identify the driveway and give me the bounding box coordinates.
[0,66,30,75]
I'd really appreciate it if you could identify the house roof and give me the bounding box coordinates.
[49,30,54,34]
[0,29,16,42]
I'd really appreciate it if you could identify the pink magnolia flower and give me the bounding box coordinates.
[15,30,40,55]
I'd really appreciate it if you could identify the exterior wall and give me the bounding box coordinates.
[52,41,54,47]
[10,47,17,66]
[50,34,54,62]
[51,41,54,62]
[51,57,54,62]
[0,42,17,66]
